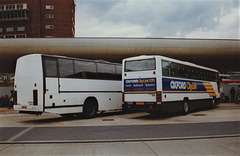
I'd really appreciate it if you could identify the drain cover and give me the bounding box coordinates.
[102,119,114,121]
[192,114,206,116]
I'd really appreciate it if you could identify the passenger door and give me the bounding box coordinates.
[43,57,59,108]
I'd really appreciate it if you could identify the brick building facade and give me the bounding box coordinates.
[0,0,75,38]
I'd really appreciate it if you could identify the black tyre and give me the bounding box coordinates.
[83,99,98,118]
[182,101,189,115]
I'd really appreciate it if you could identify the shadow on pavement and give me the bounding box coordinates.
[18,111,137,124]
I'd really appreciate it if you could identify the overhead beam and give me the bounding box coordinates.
[0,37,239,73]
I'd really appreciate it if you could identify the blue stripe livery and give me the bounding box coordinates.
[162,78,207,92]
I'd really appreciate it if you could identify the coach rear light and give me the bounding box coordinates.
[14,91,17,105]
[156,91,162,102]
[33,90,38,106]
[122,92,125,102]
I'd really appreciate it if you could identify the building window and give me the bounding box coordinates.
[0,34,26,39]
[6,27,14,32]
[0,10,28,21]
[5,35,15,38]
[0,28,2,33]
[0,6,4,11]
[46,25,54,30]
[46,5,54,10]
[0,4,27,11]
[17,27,25,31]
[45,14,54,19]
[17,4,23,10]
[16,34,26,38]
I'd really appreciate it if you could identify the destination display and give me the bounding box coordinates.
[124,78,156,92]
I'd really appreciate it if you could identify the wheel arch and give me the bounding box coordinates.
[183,97,189,102]
[84,96,99,111]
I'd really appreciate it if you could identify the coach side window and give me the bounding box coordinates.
[59,59,74,78]
[44,58,58,77]
[182,66,189,78]
[116,65,122,80]
[162,61,170,76]
[209,72,217,82]
[169,62,178,77]
[176,64,185,78]
[97,63,116,80]
[74,60,98,79]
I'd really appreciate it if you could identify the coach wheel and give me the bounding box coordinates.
[182,101,189,115]
[83,99,98,118]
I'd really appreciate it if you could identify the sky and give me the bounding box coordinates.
[74,0,239,39]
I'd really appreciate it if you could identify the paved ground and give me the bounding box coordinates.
[0,103,239,127]
[0,137,239,156]
[0,103,240,155]
[0,121,239,143]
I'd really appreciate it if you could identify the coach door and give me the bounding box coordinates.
[43,57,59,108]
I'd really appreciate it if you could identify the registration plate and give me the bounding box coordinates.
[21,106,27,109]
[136,102,145,105]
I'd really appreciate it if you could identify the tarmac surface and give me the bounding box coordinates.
[0,103,240,155]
